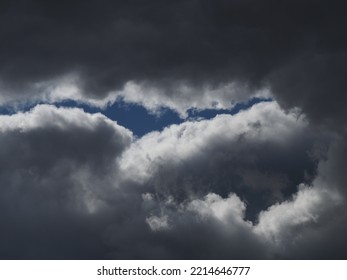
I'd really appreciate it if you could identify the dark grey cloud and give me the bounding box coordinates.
[0,0,346,124]
[1,1,347,260]
[0,105,134,259]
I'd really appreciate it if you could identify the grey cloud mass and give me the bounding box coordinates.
[0,0,347,260]
[0,0,346,123]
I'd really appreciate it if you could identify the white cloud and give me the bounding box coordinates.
[120,101,307,183]
[0,77,271,117]
[0,104,131,137]
[145,192,251,230]
[187,193,250,225]
[146,215,170,231]
[115,81,271,117]
[254,184,342,246]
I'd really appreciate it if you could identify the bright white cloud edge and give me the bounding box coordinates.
[0,75,271,117]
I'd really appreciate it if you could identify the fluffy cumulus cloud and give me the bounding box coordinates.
[120,102,316,214]
[0,0,347,260]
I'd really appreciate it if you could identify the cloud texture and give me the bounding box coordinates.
[0,0,346,122]
[0,1,347,259]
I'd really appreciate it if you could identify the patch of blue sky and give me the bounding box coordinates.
[0,97,272,137]
[187,97,272,120]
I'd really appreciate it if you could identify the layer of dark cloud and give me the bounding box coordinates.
[0,0,346,124]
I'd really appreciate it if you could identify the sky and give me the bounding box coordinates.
[0,0,347,259]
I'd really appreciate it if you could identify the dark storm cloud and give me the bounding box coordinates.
[0,0,346,123]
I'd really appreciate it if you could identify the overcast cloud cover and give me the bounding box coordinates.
[0,0,347,259]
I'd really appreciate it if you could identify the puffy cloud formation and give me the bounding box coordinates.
[0,102,345,259]
[120,102,318,220]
